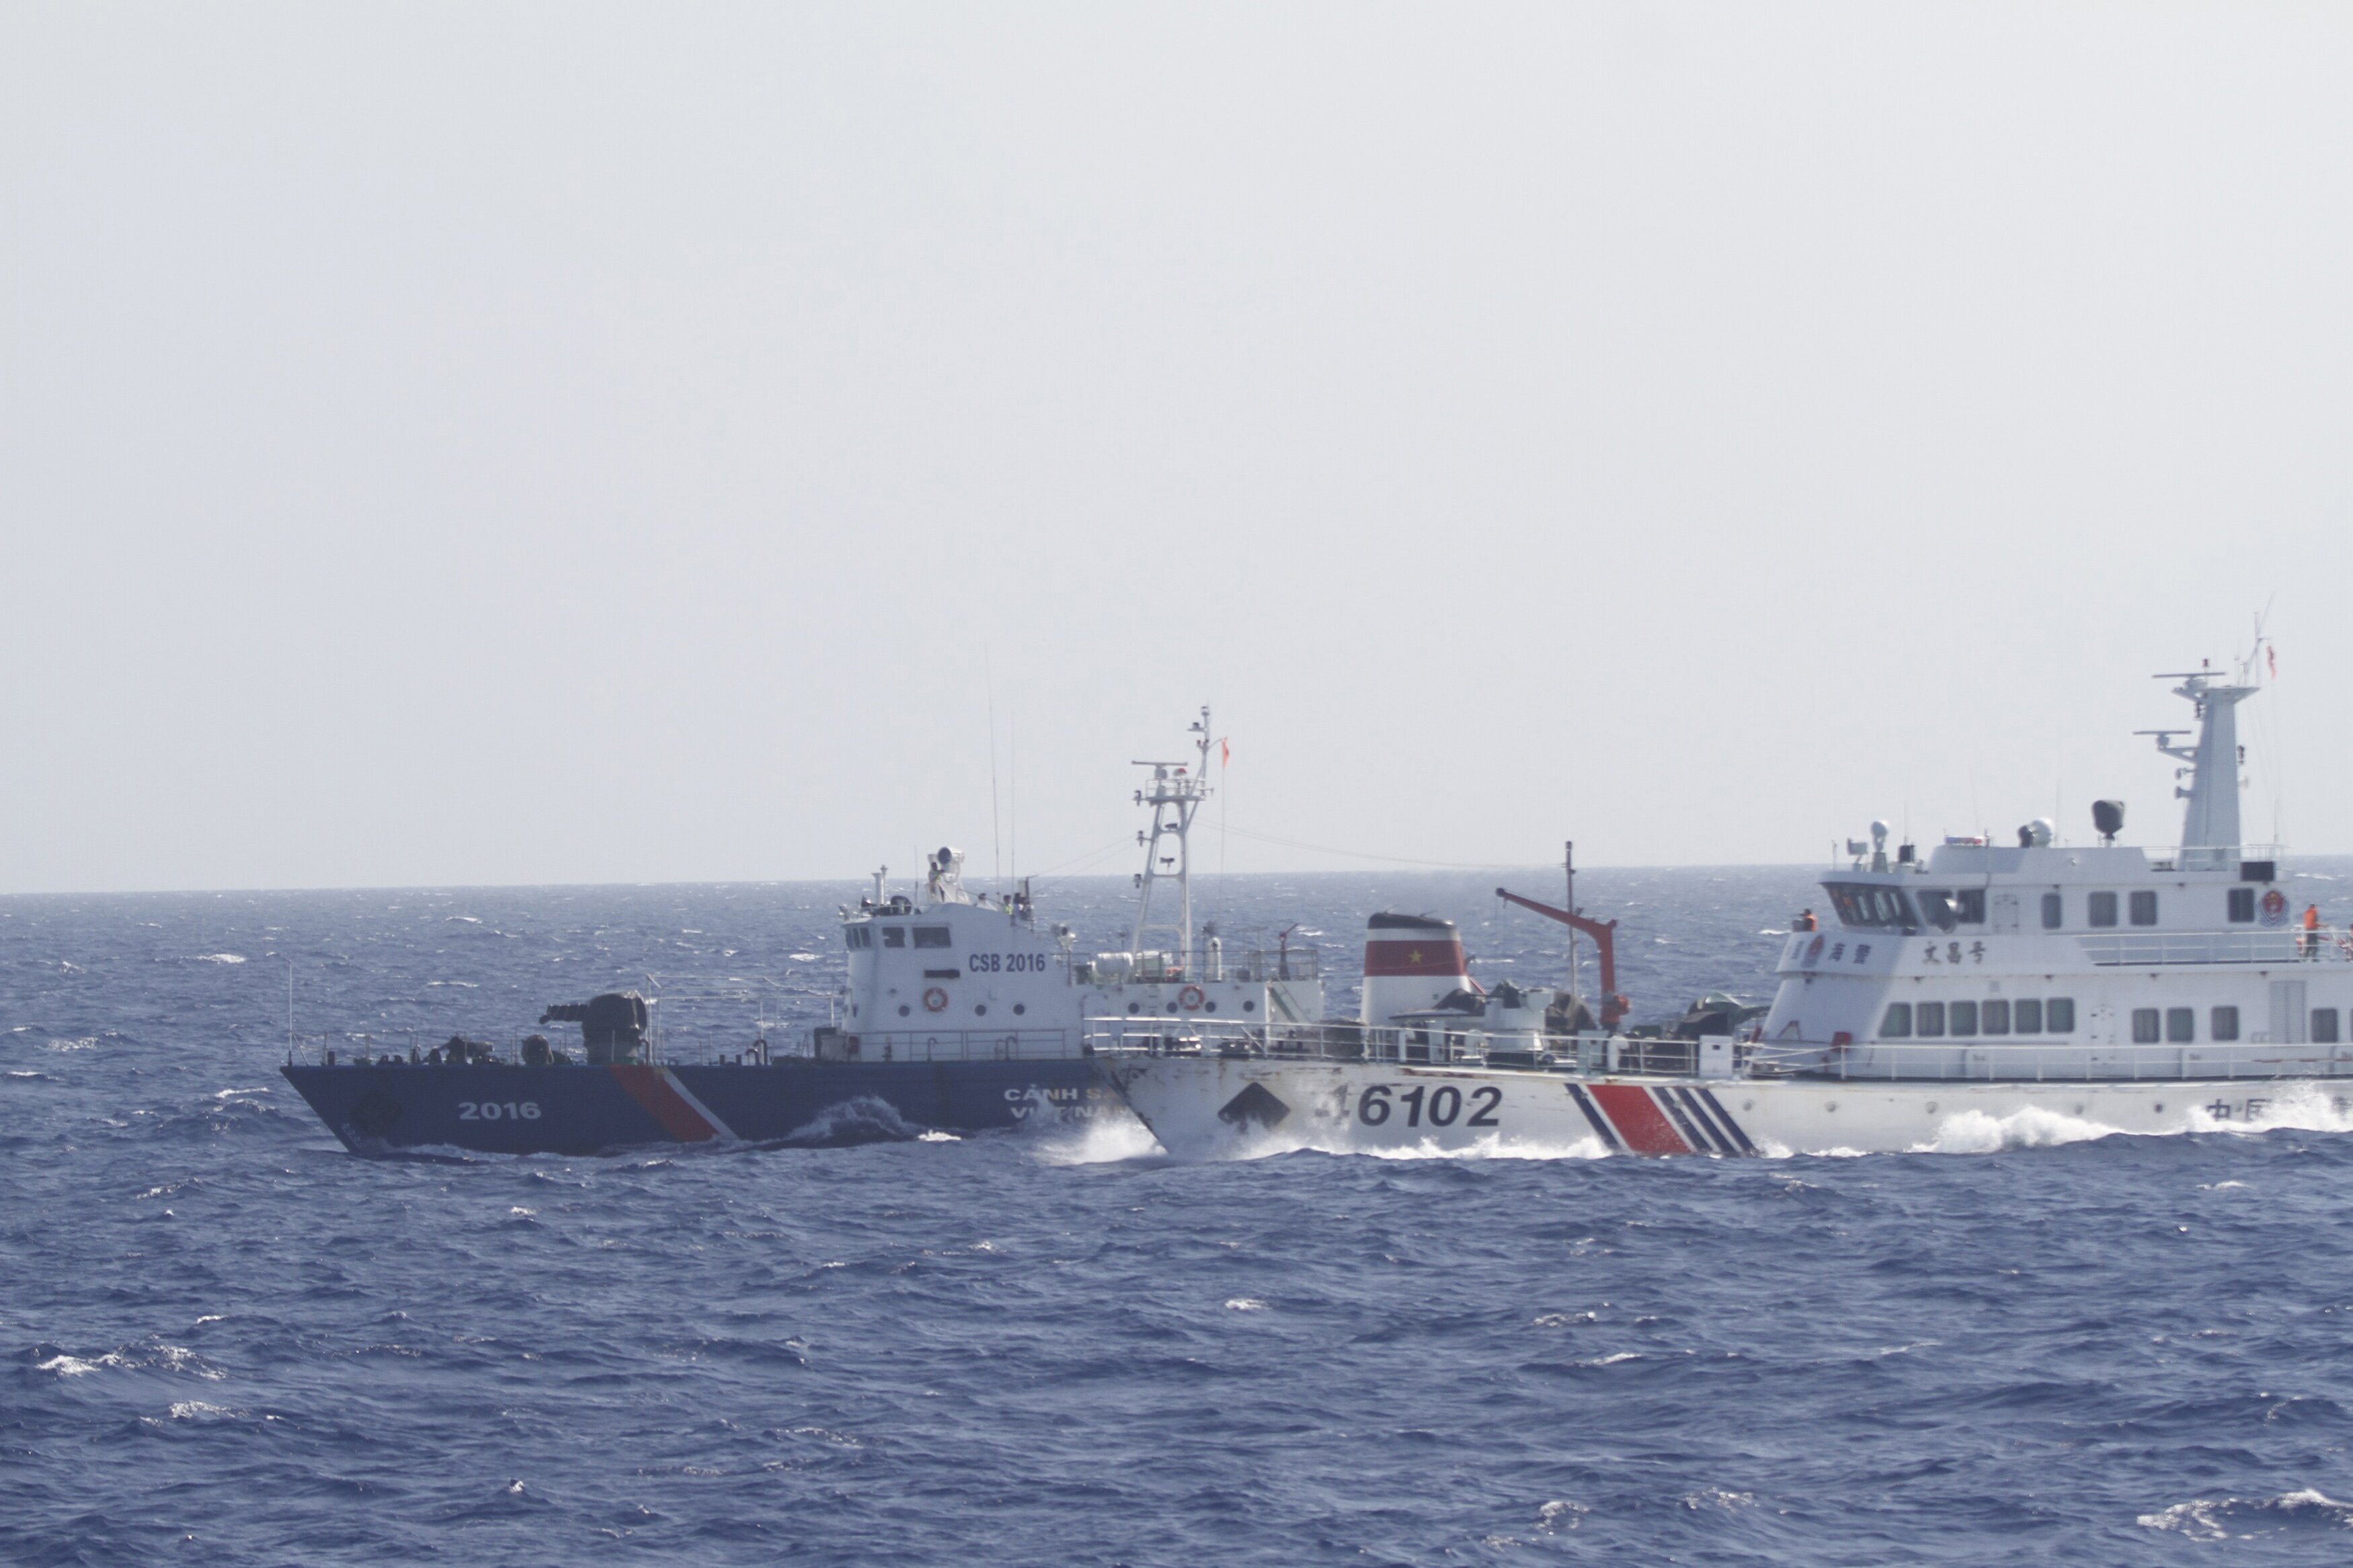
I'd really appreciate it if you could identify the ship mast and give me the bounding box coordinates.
[1128,707,1213,973]
[2137,638,2265,865]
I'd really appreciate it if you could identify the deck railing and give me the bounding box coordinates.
[1755,1038,2353,1083]
[2076,930,2347,966]
[825,1028,1082,1063]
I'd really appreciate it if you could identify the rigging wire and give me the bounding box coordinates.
[1023,834,1143,889]
[1216,823,1529,871]
[984,645,1002,891]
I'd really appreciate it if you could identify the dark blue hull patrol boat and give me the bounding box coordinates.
[281,709,1323,1155]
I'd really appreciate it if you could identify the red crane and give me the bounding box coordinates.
[1494,886,1628,1029]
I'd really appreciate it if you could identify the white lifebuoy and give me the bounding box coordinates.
[922,987,949,1013]
[1178,985,1206,1012]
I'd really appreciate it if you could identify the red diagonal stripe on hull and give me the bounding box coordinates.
[1589,1084,1691,1155]
[609,1066,719,1141]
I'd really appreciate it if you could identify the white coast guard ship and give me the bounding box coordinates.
[1097,651,2353,1158]
[820,708,1322,1073]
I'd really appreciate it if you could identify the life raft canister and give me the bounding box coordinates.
[1178,985,1206,1012]
[922,986,949,1013]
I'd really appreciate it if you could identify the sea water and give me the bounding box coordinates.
[7,866,2353,1565]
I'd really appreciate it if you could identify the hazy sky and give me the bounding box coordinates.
[5,3,2350,894]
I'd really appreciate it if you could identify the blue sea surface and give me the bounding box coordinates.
[7,866,2353,1565]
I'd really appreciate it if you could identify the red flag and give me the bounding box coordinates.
[2268,645,2278,679]
[1220,738,1230,767]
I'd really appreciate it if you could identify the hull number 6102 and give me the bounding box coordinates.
[1356,1083,1501,1128]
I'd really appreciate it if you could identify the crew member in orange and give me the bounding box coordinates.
[1794,909,1819,932]
[2304,903,2322,956]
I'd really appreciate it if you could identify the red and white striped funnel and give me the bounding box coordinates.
[1361,912,1474,1024]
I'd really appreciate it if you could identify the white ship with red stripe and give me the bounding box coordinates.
[1098,646,2353,1159]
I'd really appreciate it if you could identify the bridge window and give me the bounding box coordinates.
[1982,999,2010,1034]
[1950,1001,1979,1036]
[2314,1008,2342,1044]
[2166,1007,2195,1043]
[1917,889,1989,930]
[2130,891,2159,927]
[2229,887,2256,923]
[913,926,953,948]
[2132,1007,2160,1043]
[846,925,873,949]
[2089,893,2119,928]
[2041,894,2062,930]
[2210,1005,2239,1042]
[1916,1002,1946,1037]
[2013,998,2042,1033]
[1826,883,1917,930]
[882,927,906,948]
[1880,1003,1913,1038]
[2047,997,2075,1033]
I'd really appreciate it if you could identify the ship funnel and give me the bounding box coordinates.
[1361,913,1474,1024]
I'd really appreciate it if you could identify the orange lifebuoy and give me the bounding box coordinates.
[1178,985,1205,1012]
[922,987,949,1013]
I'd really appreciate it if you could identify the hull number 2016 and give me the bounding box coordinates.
[969,952,1052,973]
[1356,1083,1501,1128]
[458,1101,543,1121]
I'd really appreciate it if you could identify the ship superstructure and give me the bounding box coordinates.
[1761,653,2344,1081]
[825,708,1318,1066]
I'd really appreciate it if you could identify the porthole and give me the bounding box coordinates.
[1166,1002,1179,1014]
[1205,1000,1218,1013]
[2154,1102,2165,1113]
[1244,1000,1257,1013]
[898,1004,910,1017]
[973,1004,987,1017]
[1012,1003,1026,1016]
[1127,1002,1141,1015]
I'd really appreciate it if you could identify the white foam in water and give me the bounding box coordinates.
[167,1401,238,1422]
[1919,1106,2125,1155]
[1348,1131,1611,1163]
[780,1095,924,1145]
[1533,1500,1588,1534]
[2140,1489,2353,1539]
[35,1354,101,1377]
[197,953,245,964]
[1027,1116,1166,1165]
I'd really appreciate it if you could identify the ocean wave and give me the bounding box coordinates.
[2141,1489,2353,1540]
[1918,1105,2125,1154]
[778,1095,926,1146]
